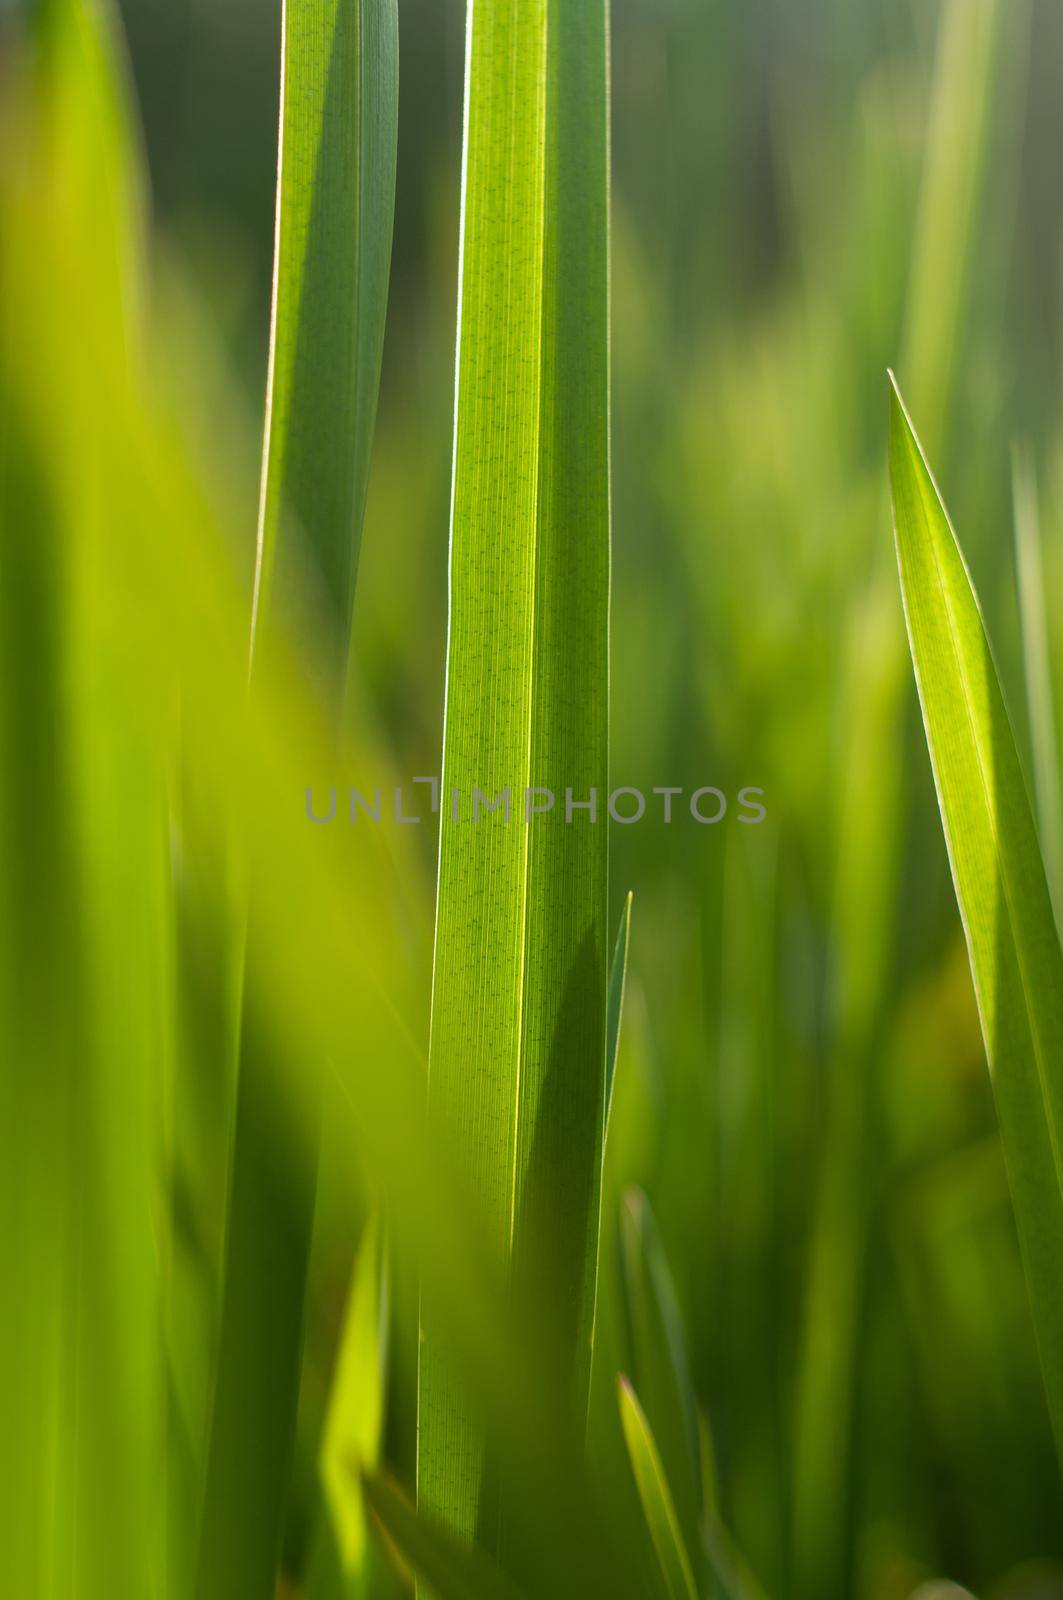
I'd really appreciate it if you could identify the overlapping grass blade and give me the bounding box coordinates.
[197,4,398,1596]
[418,0,611,1554]
[4,110,641,1592]
[364,1474,526,1600]
[888,372,1063,1461]
[0,8,642,1596]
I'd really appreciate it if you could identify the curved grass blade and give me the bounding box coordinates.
[618,1379,699,1600]
[418,0,611,1553]
[196,5,398,1597]
[888,372,1063,1463]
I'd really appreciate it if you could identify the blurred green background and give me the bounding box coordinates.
[5,0,1063,1595]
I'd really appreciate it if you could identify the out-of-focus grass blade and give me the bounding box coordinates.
[794,6,1005,1590]
[695,1410,767,1600]
[317,1212,390,1589]
[197,4,398,1597]
[889,372,1063,1460]
[1012,445,1063,925]
[619,1188,702,1567]
[618,1379,699,1600]
[0,4,161,1595]
[253,0,399,670]
[605,893,634,1139]
[900,0,1001,461]
[419,0,611,1554]
[364,1473,526,1600]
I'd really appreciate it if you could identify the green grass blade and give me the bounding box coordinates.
[888,372,1063,1463]
[0,6,161,1594]
[364,1474,527,1600]
[618,1379,699,1600]
[900,0,1001,461]
[1012,444,1063,926]
[196,5,398,1596]
[319,1212,390,1586]
[419,0,611,1550]
[794,9,1006,1588]
[1,23,638,1593]
[253,0,399,670]
[513,0,611,1402]
[619,1188,702,1568]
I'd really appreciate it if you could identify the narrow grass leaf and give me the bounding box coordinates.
[619,1188,702,1567]
[889,372,1063,1462]
[253,0,399,671]
[618,1379,699,1600]
[900,0,1001,461]
[0,5,161,1595]
[319,1212,390,1584]
[197,5,398,1597]
[419,0,611,1552]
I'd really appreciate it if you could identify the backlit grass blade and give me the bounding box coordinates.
[1,19,641,1596]
[197,5,398,1596]
[888,373,1063,1460]
[620,1377,762,1600]
[618,1379,699,1600]
[418,0,611,1553]
[316,1213,389,1590]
